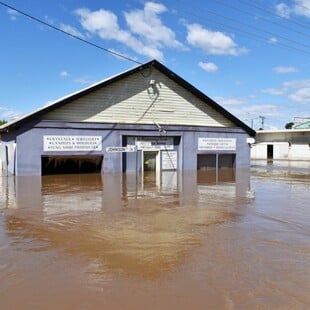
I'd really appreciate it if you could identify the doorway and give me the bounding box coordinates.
[41,156,103,175]
[142,151,160,188]
[267,144,274,160]
[143,151,159,171]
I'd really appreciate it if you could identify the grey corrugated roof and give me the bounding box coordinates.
[0,59,255,136]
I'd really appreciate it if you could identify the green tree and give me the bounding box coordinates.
[285,122,294,129]
[0,119,7,126]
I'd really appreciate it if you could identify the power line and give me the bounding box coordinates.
[1,0,309,61]
[167,0,310,49]
[296,2,310,12]
[205,0,310,38]
[0,1,143,65]
[164,0,310,56]
[237,0,310,29]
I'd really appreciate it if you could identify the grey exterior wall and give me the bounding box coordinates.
[3,120,251,176]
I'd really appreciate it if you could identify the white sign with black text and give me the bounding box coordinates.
[43,135,102,152]
[198,138,236,151]
[135,137,174,150]
[162,151,177,170]
[106,145,137,153]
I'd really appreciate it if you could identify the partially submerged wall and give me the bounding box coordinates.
[0,142,16,176]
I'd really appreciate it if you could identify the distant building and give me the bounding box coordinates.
[251,129,310,161]
[0,60,255,176]
[293,121,310,130]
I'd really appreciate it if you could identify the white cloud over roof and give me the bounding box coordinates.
[186,23,248,56]
[0,106,21,121]
[60,24,86,39]
[198,62,218,72]
[215,97,246,106]
[124,2,184,49]
[263,79,310,103]
[75,2,184,61]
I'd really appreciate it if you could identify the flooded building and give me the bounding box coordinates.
[251,129,310,161]
[0,60,255,176]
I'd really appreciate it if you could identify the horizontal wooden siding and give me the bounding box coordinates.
[43,68,235,127]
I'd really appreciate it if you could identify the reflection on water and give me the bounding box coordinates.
[2,170,248,278]
[0,166,309,309]
[251,160,310,186]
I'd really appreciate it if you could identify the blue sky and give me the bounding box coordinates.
[0,0,309,130]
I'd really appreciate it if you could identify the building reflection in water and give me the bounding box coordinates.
[1,168,252,278]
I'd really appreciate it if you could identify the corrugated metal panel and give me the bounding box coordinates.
[43,68,234,127]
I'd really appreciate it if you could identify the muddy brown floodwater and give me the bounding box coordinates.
[0,162,309,309]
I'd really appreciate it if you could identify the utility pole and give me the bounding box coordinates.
[245,113,258,129]
[259,115,266,130]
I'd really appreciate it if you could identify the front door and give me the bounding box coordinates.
[267,144,274,160]
[143,151,158,171]
[142,151,160,188]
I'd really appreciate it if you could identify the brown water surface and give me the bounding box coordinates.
[0,164,309,309]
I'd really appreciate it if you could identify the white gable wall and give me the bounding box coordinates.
[43,68,234,127]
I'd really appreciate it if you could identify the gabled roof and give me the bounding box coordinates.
[0,59,255,136]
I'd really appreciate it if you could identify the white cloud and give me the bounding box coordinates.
[7,8,19,20]
[60,71,69,78]
[275,3,291,18]
[273,66,298,73]
[215,98,280,127]
[60,24,86,39]
[282,79,310,89]
[215,96,246,106]
[215,97,280,129]
[289,87,310,103]
[223,104,280,129]
[74,76,94,85]
[235,80,246,86]
[75,7,162,59]
[44,16,55,25]
[215,94,302,129]
[75,2,182,60]
[242,104,279,116]
[186,23,248,56]
[268,37,278,44]
[267,125,280,130]
[262,79,310,103]
[0,106,21,121]
[294,0,310,17]
[262,88,285,95]
[108,48,138,62]
[124,2,184,49]
[75,8,121,36]
[198,62,218,72]
[275,0,310,18]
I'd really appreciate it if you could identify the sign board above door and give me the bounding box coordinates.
[106,145,137,153]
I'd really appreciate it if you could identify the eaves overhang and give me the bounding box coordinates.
[0,60,256,137]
